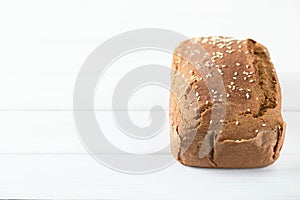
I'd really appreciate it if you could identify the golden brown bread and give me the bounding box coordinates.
[169,36,286,168]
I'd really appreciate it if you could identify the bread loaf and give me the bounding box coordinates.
[169,36,286,168]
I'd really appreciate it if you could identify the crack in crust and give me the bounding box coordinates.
[272,124,285,160]
[219,132,260,143]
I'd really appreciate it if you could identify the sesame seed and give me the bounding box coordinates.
[227,41,233,46]
[255,129,259,133]
[235,121,239,125]
[238,45,242,48]
[246,93,250,99]
[262,123,266,127]
[189,70,193,74]
[235,63,240,66]
[194,50,201,54]
[191,39,198,44]
[231,81,234,85]
[222,65,226,68]
[247,108,251,112]
[249,79,254,83]
[197,96,201,101]
[206,73,212,78]
[244,77,247,80]
[210,120,213,124]
[220,119,225,123]
[196,92,199,97]
[191,75,196,80]
[234,72,238,76]
[239,88,243,91]
[205,61,210,67]
[226,93,230,97]
[226,49,235,53]
[216,51,223,55]
[233,77,237,80]
[232,85,236,90]
[201,38,208,44]
[245,65,250,68]
[205,100,209,105]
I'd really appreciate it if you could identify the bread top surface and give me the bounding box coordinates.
[170,36,284,142]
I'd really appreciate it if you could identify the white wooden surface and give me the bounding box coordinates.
[0,111,299,199]
[0,0,300,199]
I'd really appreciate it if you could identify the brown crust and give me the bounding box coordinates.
[170,36,286,168]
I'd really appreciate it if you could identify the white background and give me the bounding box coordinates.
[0,0,299,199]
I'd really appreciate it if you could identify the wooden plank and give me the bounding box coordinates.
[0,111,297,154]
[0,154,298,198]
[0,72,297,110]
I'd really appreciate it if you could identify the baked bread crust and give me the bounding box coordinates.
[170,36,286,168]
